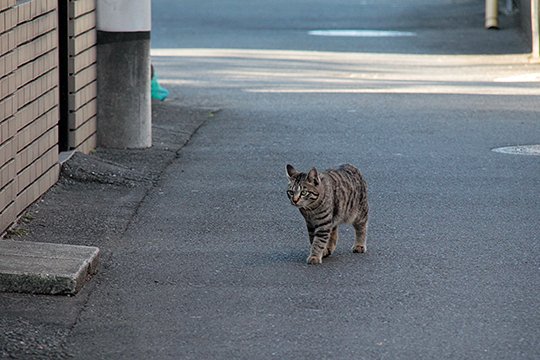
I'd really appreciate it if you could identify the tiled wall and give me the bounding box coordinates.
[67,0,97,153]
[0,0,60,233]
[0,0,97,234]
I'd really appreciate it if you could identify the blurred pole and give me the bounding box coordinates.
[96,0,152,148]
[485,0,499,29]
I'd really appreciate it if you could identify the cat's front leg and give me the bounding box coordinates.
[307,229,331,265]
[307,254,322,265]
[306,224,315,245]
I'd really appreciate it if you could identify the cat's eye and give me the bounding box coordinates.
[287,190,294,196]
[301,190,308,196]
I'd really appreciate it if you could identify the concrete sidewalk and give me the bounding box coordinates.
[0,98,216,357]
[0,100,216,295]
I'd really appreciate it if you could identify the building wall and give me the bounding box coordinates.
[0,0,97,234]
[0,0,60,232]
[67,0,97,153]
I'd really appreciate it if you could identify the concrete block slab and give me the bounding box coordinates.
[0,239,99,295]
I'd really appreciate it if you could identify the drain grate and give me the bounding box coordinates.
[492,145,540,156]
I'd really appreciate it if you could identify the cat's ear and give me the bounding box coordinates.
[286,164,299,180]
[307,167,320,185]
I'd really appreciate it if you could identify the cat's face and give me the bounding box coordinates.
[286,164,320,208]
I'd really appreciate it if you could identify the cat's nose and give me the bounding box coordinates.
[292,195,300,204]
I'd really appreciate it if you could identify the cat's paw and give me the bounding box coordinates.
[307,255,322,265]
[352,244,366,253]
[322,248,333,258]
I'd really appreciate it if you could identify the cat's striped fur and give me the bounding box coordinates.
[286,164,368,265]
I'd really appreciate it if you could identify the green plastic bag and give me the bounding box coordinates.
[151,66,169,101]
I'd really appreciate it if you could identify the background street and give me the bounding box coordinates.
[2,0,539,359]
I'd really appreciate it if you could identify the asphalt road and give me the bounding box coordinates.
[70,0,540,358]
[6,0,540,359]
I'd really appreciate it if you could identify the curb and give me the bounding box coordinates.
[0,240,99,295]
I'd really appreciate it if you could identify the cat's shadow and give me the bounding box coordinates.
[243,248,348,267]
[243,248,306,267]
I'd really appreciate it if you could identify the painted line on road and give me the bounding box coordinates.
[493,73,540,82]
[492,145,540,156]
[308,29,417,37]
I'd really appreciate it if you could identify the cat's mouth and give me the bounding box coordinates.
[290,201,303,208]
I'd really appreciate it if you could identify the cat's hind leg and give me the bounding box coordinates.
[323,227,338,258]
[352,220,368,253]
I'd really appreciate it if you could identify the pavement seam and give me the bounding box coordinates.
[122,108,215,233]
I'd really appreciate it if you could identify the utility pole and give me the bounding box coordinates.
[96,0,152,148]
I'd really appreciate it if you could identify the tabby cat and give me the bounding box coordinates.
[286,164,368,265]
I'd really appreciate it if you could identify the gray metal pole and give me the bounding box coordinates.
[96,0,152,148]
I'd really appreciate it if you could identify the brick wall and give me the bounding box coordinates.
[0,0,60,233]
[67,0,97,153]
[0,0,97,234]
